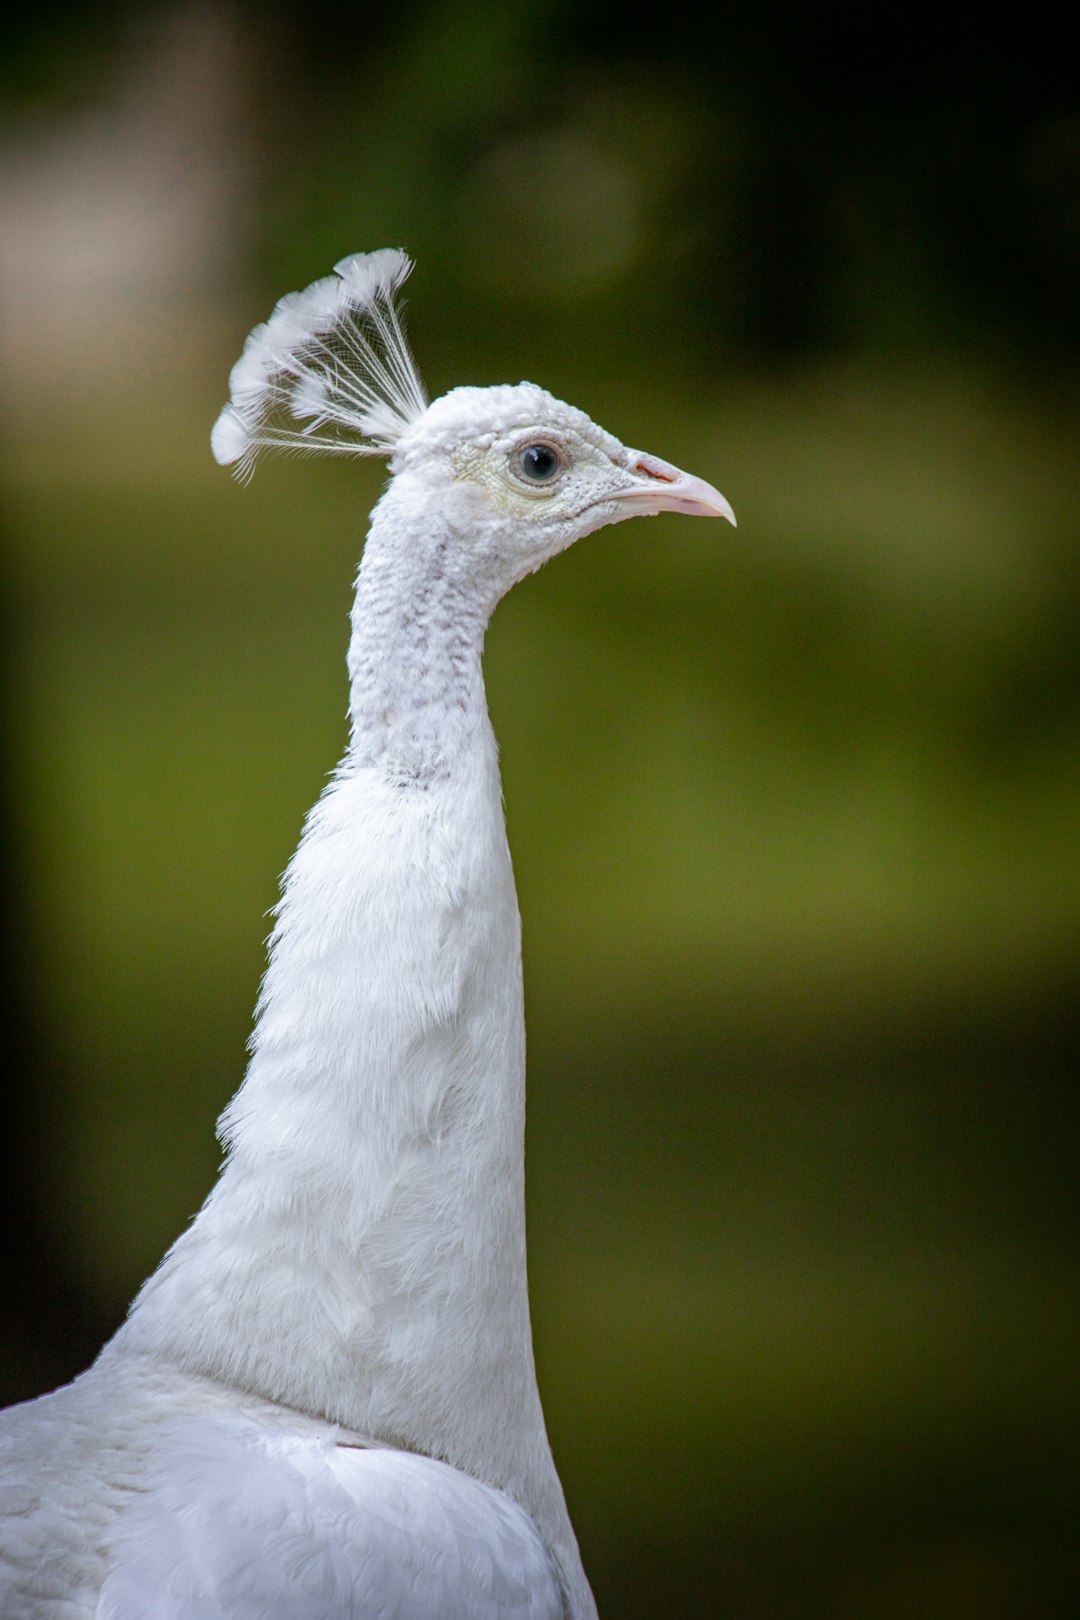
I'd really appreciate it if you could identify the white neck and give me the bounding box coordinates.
[346,477,494,778]
[112,479,596,1617]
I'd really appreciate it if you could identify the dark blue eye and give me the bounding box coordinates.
[517,443,561,483]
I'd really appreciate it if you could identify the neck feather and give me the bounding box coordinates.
[111,484,596,1616]
[346,479,495,780]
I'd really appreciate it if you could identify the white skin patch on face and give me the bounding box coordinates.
[450,429,632,526]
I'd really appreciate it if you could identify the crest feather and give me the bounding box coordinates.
[211,249,428,482]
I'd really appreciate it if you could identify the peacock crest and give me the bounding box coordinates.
[211,250,428,482]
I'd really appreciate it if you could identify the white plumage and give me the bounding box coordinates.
[210,250,428,476]
[0,251,734,1619]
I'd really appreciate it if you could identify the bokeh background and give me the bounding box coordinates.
[1,3,1078,1614]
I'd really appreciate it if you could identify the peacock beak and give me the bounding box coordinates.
[612,451,736,525]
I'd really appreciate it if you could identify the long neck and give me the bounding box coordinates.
[346,481,493,778]
[112,483,596,1617]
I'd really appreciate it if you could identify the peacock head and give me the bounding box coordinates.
[211,250,733,588]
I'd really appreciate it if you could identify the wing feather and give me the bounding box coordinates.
[96,1417,563,1620]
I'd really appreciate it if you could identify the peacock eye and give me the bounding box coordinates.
[516,443,562,484]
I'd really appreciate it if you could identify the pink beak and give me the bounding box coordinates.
[610,451,736,525]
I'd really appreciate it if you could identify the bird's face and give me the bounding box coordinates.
[392,383,734,594]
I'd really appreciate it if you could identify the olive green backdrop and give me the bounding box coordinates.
[1,4,1077,1616]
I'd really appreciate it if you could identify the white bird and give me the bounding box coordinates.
[0,250,734,1619]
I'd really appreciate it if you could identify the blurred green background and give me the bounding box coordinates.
[1,3,1078,1615]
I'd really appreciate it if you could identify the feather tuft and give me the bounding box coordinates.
[211,249,428,481]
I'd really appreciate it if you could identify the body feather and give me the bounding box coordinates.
[0,250,733,1619]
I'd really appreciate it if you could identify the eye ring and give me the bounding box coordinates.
[515,442,563,485]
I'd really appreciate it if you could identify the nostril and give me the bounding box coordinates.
[633,456,676,483]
